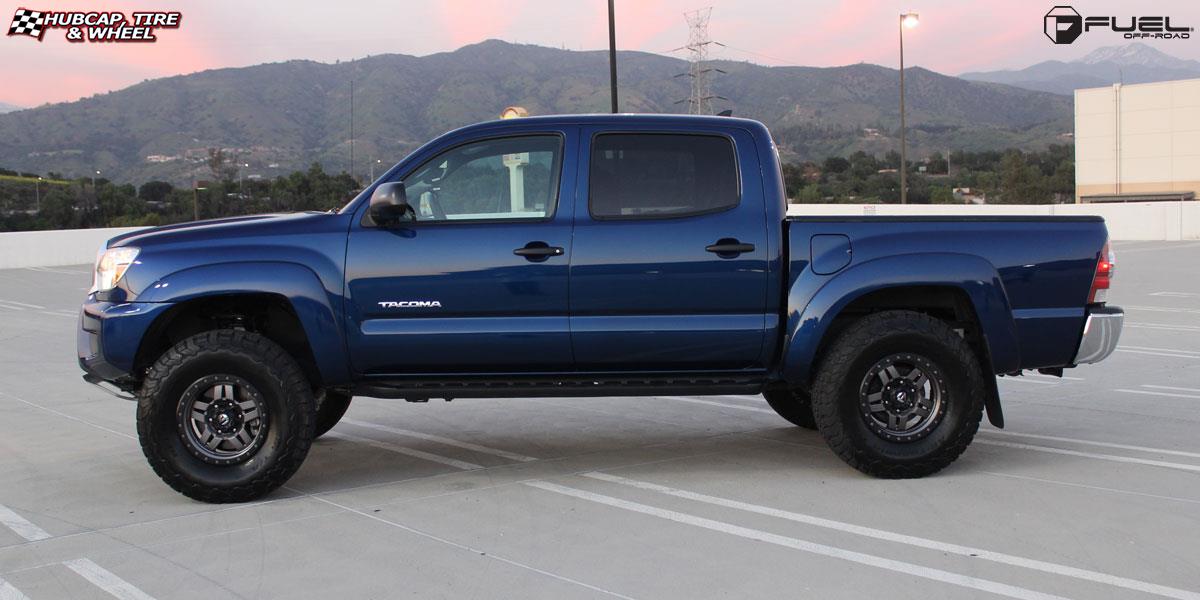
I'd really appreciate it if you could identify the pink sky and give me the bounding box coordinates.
[3,0,1199,108]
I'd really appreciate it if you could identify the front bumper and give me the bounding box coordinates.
[1073,306,1123,365]
[78,297,172,388]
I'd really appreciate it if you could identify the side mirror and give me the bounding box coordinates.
[368,182,413,226]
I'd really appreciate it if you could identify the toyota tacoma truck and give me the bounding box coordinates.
[78,115,1123,503]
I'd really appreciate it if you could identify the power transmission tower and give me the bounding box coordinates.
[674,7,726,115]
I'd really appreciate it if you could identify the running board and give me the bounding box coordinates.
[353,373,767,401]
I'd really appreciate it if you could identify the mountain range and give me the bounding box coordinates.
[961,43,1200,96]
[0,40,1078,185]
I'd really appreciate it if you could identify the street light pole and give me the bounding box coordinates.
[193,185,206,221]
[35,177,41,213]
[899,11,919,204]
[608,0,619,113]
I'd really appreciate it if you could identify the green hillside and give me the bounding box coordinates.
[0,40,1072,185]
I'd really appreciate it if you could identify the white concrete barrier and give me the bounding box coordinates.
[786,201,1200,241]
[0,227,143,269]
[0,203,1195,270]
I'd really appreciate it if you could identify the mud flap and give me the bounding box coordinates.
[983,375,1004,428]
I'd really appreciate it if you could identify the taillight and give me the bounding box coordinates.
[1088,241,1114,304]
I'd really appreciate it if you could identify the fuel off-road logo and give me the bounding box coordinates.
[8,8,180,42]
[1045,6,1192,44]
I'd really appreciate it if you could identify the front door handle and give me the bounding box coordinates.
[705,239,755,257]
[514,242,564,262]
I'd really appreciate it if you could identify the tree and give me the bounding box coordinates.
[138,181,174,203]
[822,156,850,174]
[998,150,1046,204]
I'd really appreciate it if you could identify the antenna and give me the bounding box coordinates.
[673,7,726,115]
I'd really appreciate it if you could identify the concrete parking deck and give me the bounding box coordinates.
[1,241,1198,599]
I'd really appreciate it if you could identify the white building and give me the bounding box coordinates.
[1074,78,1200,203]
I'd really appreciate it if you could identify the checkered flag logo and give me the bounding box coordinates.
[9,8,46,40]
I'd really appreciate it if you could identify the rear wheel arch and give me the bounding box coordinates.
[781,253,1019,389]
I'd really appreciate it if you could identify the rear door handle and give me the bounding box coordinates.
[705,239,755,256]
[514,242,564,262]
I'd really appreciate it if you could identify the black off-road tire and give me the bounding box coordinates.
[314,390,352,439]
[810,310,984,478]
[136,329,315,503]
[763,388,818,430]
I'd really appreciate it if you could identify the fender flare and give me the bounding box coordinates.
[781,252,1020,390]
[136,261,350,385]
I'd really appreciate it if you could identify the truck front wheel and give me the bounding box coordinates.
[810,310,984,478]
[762,388,818,430]
[136,330,315,503]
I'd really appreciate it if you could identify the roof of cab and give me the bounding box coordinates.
[447,113,767,135]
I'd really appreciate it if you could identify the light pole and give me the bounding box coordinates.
[35,176,41,213]
[193,185,206,221]
[370,158,381,182]
[608,0,618,113]
[899,10,919,204]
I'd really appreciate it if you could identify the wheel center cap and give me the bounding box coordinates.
[217,413,231,427]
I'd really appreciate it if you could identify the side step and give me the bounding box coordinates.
[353,372,767,402]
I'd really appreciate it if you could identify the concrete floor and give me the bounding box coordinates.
[1,241,1198,599]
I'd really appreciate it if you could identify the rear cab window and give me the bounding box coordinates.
[588,133,739,220]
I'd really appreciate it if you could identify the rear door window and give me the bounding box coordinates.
[589,133,739,219]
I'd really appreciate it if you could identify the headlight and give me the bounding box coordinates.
[93,247,140,292]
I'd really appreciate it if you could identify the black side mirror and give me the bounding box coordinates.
[368,182,414,226]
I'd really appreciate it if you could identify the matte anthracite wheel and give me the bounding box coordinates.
[313,389,352,439]
[762,388,818,430]
[810,310,984,478]
[137,329,315,503]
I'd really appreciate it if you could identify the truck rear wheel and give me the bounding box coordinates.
[762,388,818,430]
[136,329,315,503]
[810,310,983,478]
[314,390,352,439]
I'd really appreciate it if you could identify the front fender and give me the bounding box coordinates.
[136,261,350,385]
[781,253,1020,387]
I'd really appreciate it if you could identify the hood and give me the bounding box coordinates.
[107,212,336,248]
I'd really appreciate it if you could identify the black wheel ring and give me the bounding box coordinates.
[175,374,270,465]
[857,352,948,443]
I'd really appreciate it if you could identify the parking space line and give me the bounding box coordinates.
[1116,349,1200,359]
[38,311,76,319]
[998,377,1058,385]
[0,300,44,309]
[665,397,775,414]
[976,440,1200,473]
[1127,322,1200,332]
[0,504,51,542]
[0,391,134,441]
[1150,292,1200,298]
[982,471,1200,507]
[1115,389,1200,400]
[341,419,539,462]
[1125,305,1200,315]
[981,430,1200,460]
[528,481,1073,600]
[0,576,30,600]
[63,558,156,600]
[1144,384,1200,394]
[323,431,483,470]
[1121,345,1200,357]
[308,495,639,600]
[583,472,1200,600]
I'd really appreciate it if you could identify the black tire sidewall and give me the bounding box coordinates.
[831,331,973,463]
[138,331,314,500]
[810,311,984,475]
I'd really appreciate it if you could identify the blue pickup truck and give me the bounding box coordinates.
[79,115,1122,502]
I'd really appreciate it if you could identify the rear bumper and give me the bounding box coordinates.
[1073,306,1123,365]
